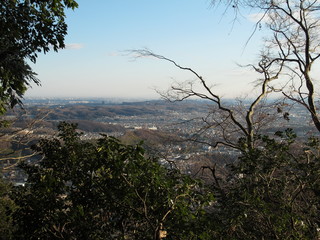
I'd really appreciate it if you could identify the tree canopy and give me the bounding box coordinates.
[0,0,78,113]
[12,122,212,240]
[208,130,320,239]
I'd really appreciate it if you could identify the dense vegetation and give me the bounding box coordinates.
[209,131,320,239]
[10,122,212,239]
[2,122,319,239]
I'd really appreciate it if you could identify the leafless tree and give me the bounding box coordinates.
[131,1,320,153]
[213,0,320,132]
[131,49,277,152]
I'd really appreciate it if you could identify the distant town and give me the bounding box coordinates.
[1,97,315,184]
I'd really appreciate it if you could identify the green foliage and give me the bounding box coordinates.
[0,0,78,112]
[210,130,320,239]
[0,58,37,114]
[13,122,212,239]
[0,177,16,240]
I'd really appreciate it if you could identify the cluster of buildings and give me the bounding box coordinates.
[1,99,315,183]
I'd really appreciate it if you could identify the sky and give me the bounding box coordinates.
[25,0,265,100]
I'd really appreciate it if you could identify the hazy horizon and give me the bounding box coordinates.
[25,0,265,100]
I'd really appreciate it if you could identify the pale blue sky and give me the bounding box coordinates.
[26,0,264,99]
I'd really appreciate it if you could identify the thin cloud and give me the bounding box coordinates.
[65,43,84,50]
[247,12,269,23]
[107,52,121,57]
[247,9,304,24]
